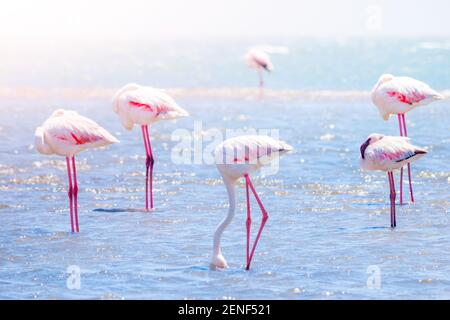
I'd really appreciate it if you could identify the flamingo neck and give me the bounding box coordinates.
[112,83,139,113]
[34,127,53,155]
[213,176,236,257]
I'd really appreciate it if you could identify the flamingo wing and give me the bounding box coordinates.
[368,136,426,167]
[246,49,273,71]
[124,87,188,120]
[219,135,292,164]
[380,77,442,106]
[48,112,118,147]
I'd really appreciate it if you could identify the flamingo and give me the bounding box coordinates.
[371,74,443,204]
[245,49,273,97]
[112,83,189,211]
[360,133,427,228]
[211,135,292,270]
[34,109,119,232]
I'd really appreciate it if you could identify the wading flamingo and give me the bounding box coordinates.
[112,83,189,211]
[212,135,292,270]
[360,133,427,228]
[371,74,442,204]
[245,49,273,97]
[34,109,119,232]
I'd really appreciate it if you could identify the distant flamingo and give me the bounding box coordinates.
[245,49,273,97]
[212,135,292,270]
[371,74,443,204]
[112,83,189,211]
[360,133,427,228]
[34,109,119,232]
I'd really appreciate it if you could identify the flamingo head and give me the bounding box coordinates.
[51,109,77,117]
[377,74,395,85]
[112,83,140,113]
[360,133,384,159]
[211,253,228,269]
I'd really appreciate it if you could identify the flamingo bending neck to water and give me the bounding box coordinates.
[35,109,119,232]
[212,135,292,270]
[112,83,189,211]
[371,74,443,204]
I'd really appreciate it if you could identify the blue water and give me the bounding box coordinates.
[1,37,450,90]
[0,38,449,299]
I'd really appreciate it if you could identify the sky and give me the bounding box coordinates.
[0,0,449,40]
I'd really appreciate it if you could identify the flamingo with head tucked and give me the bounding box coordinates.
[35,109,119,232]
[245,49,273,97]
[112,83,189,211]
[371,74,443,204]
[212,135,292,270]
[360,133,427,228]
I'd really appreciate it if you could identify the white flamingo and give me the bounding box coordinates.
[245,49,273,97]
[371,74,443,204]
[35,109,119,232]
[212,135,292,270]
[360,133,427,228]
[112,83,189,211]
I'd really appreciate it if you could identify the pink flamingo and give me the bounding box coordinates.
[371,74,443,204]
[112,83,189,211]
[245,49,273,97]
[360,133,427,228]
[211,135,292,270]
[34,109,119,232]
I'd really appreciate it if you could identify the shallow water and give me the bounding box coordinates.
[1,38,450,299]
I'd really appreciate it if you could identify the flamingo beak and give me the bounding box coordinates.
[360,139,370,159]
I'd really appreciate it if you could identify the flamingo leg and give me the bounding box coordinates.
[397,114,404,205]
[402,114,414,203]
[244,174,252,267]
[388,171,396,228]
[141,126,150,210]
[142,125,154,210]
[245,175,269,270]
[66,157,75,233]
[72,156,79,232]
[258,68,264,98]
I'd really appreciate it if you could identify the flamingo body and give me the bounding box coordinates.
[360,133,427,227]
[371,74,443,121]
[245,49,273,72]
[215,135,291,179]
[360,134,427,172]
[212,135,292,269]
[245,49,273,97]
[112,83,189,130]
[112,83,189,210]
[35,109,119,232]
[35,109,119,157]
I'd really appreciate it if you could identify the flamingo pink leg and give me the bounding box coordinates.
[142,125,154,210]
[72,156,79,232]
[258,68,264,98]
[141,126,150,210]
[244,174,252,266]
[244,174,269,270]
[66,157,75,233]
[402,114,414,203]
[388,171,396,228]
[397,114,404,205]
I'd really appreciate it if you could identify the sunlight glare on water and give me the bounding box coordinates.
[0,38,449,299]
